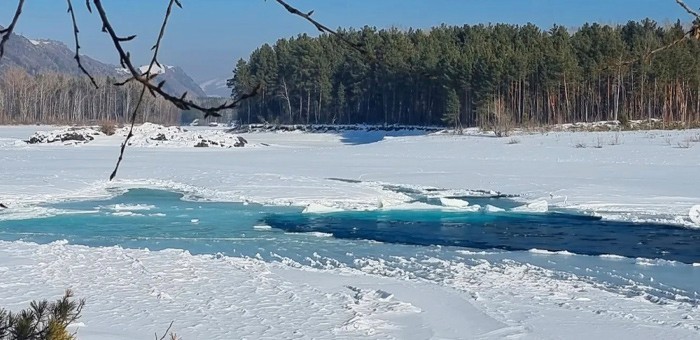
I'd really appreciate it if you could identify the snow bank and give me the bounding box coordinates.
[24,123,251,148]
[302,203,345,214]
[511,200,549,213]
[481,204,505,213]
[438,197,470,208]
[528,248,575,256]
[123,123,249,148]
[690,205,700,225]
[26,127,103,144]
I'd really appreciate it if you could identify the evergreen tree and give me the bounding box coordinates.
[228,19,700,127]
[442,88,461,132]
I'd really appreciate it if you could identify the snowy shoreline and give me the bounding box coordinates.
[1,123,699,227]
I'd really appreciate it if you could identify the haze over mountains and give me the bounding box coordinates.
[0,29,211,99]
[199,77,231,98]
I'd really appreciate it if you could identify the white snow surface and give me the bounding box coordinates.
[4,125,697,225]
[438,196,470,208]
[23,123,250,148]
[1,125,700,339]
[137,64,172,75]
[29,39,52,46]
[511,199,549,213]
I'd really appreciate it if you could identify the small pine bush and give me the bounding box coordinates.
[0,290,84,340]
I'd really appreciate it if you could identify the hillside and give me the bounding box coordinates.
[0,29,205,99]
[200,77,231,97]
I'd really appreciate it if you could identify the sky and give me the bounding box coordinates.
[0,0,693,83]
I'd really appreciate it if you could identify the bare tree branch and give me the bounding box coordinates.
[92,0,260,118]
[155,321,174,340]
[0,0,347,180]
[67,0,98,88]
[273,0,371,58]
[109,85,146,181]
[96,0,259,180]
[143,0,181,76]
[618,0,700,66]
[676,0,700,18]
[0,0,25,59]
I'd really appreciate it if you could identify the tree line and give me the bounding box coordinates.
[0,68,180,125]
[229,19,700,128]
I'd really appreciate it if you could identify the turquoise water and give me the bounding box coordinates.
[1,188,699,306]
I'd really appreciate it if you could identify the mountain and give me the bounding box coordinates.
[134,64,207,98]
[0,33,123,77]
[199,77,232,98]
[0,29,206,99]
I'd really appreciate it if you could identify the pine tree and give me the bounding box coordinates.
[442,88,461,132]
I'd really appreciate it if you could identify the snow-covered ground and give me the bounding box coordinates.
[2,124,698,225]
[1,124,699,339]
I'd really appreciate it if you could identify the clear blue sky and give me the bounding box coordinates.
[0,0,692,82]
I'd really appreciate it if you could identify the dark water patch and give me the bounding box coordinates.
[2,188,699,264]
[1,188,699,307]
[326,177,362,184]
[264,210,700,264]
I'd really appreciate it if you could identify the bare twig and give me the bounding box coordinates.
[96,0,260,180]
[676,0,700,18]
[92,0,260,116]
[618,1,700,67]
[0,0,25,59]
[0,0,348,181]
[67,0,98,88]
[143,0,181,77]
[155,321,174,340]
[109,85,146,181]
[107,0,177,181]
[273,0,371,58]
[620,32,691,66]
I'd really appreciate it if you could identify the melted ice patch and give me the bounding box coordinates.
[302,203,344,214]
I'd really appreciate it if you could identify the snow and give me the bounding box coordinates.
[1,124,700,339]
[24,123,251,148]
[29,39,52,46]
[511,199,549,213]
[199,77,231,97]
[302,203,345,214]
[481,204,506,213]
[1,240,698,339]
[691,205,700,225]
[528,248,576,256]
[438,196,470,208]
[137,64,172,75]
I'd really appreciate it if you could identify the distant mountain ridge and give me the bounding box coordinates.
[0,29,206,98]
